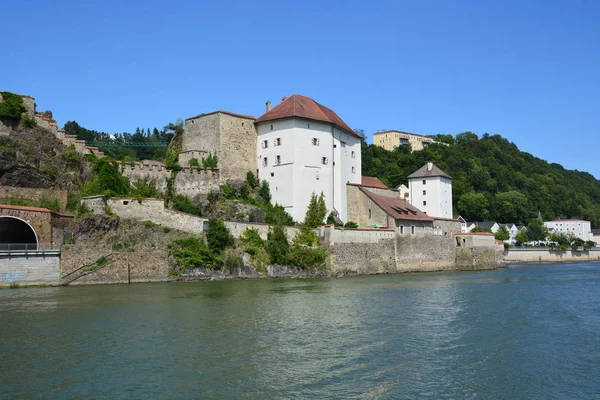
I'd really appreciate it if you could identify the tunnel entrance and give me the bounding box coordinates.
[0,217,38,250]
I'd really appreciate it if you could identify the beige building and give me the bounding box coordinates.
[373,130,439,151]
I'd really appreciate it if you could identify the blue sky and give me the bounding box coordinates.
[3,0,599,177]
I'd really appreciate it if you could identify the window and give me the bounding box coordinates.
[274,137,282,146]
[422,180,426,185]
[352,166,356,173]
[312,138,320,146]
[400,226,404,234]
[123,200,129,205]
[321,157,328,165]
[423,190,426,195]
[351,151,355,158]
[308,123,310,129]
[316,171,319,180]
[275,155,281,165]
[262,157,268,167]
[261,139,269,149]
[423,201,427,206]
[270,172,274,177]
[411,226,415,234]
[369,209,372,219]
[270,124,274,131]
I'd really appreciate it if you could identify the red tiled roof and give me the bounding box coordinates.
[186,110,256,121]
[360,187,433,222]
[255,94,359,137]
[408,162,452,180]
[360,176,388,189]
[0,204,74,217]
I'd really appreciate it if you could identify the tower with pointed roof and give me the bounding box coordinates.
[255,94,362,223]
[407,162,453,219]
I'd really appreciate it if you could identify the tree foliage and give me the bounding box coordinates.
[82,158,131,197]
[526,219,548,242]
[362,133,600,227]
[304,192,327,228]
[494,225,510,241]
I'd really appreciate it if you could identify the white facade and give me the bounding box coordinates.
[408,175,452,219]
[256,118,361,223]
[544,219,593,241]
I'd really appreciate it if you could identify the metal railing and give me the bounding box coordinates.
[0,243,60,254]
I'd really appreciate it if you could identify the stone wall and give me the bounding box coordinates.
[119,161,171,193]
[0,185,68,211]
[327,240,397,274]
[106,198,206,235]
[174,167,220,199]
[81,195,107,214]
[362,186,401,198]
[60,244,171,285]
[346,184,391,227]
[224,221,302,240]
[183,113,219,155]
[218,113,257,183]
[0,207,52,244]
[395,235,456,272]
[504,248,600,263]
[0,255,60,286]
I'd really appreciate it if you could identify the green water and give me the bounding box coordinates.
[1,262,600,399]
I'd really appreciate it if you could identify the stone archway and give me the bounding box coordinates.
[0,216,38,250]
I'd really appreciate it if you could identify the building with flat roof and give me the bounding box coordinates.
[373,130,439,151]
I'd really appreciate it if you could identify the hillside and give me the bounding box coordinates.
[362,132,600,227]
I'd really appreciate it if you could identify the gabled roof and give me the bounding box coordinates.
[360,176,388,189]
[255,94,358,137]
[360,187,433,222]
[471,221,498,230]
[186,110,256,121]
[408,162,452,180]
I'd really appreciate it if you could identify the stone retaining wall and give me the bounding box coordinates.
[0,255,60,286]
[504,249,600,263]
[0,185,68,211]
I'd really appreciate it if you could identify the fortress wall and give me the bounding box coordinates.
[174,167,220,199]
[119,162,171,193]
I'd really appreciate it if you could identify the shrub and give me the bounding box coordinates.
[206,218,234,252]
[287,226,326,270]
[0,92,26,119]
[189,158,200,167]
[144,220,157,228]
[246,171,258,189]
[240,228,264,249]
[266,225,289,265]
[20,114,37,128]
[584,241,595,250]
[303,192,327,228]
[38,195,60,213]
[163,226,171,233]
[265,203,295,226]
[169,237,220,275]
[344,221,358,228]
[82,158,131,197]
[259,180,271,203]
[220,181,237,199]
[172,194,202,216]
[131,178,160,199]
[202,152,218,168]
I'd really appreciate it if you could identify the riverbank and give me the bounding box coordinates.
[504,248,600,263]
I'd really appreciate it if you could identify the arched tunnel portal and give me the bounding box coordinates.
[0,216,38,250]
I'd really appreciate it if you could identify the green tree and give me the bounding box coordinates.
[246,171,258,189]
[457,192,489,221]
[266,225,289,265]
[259,180,271,203]
[493,191,529,224]
[494,225,510,241]
[515,229,529,246]
[206,218,234,252]
[526,219,548,242]
[82,158,131,197]
[304,192,327,228]
[202,152,218,169]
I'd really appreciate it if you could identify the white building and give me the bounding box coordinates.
[544,219,593,241]
[407,162,453,219]
[255,94,362,223]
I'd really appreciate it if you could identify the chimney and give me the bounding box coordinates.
[281,96,287,102]
[265,101,271,112]
[427,162,433,171]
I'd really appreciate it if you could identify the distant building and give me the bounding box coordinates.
[467,221,500,233]
[407,162,453,219]
[592,229,600,245]
[455,216,468,232]
[544,219,593,241]
[255,94,362,223]
[373,130,439,151]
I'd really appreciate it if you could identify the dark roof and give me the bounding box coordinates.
[360,176,388,189]
[591,229,600,234]
[255,94,359,137]
[360,188,433,222]
[472,221,498,230]
[186,110,256,121]
[407,162,452,180]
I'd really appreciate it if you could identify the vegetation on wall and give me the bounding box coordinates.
[362,133,600,227]
[0,92,26,119]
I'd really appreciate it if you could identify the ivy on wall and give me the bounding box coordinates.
[0,91,26,119]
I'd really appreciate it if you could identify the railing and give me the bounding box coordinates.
[0,243,60,254]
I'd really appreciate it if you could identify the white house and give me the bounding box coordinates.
[255,94,362,223]
[467,221,500,233]
[544,219,593,241]
[407,162,453,219]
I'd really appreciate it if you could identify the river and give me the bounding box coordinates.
[1,262,599,399]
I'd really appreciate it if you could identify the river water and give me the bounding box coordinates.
[1,262,599,399]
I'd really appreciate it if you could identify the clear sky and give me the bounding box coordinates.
[3,0,599,177]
